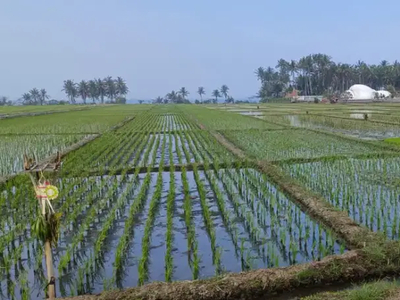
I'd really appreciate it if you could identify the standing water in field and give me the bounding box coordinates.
[0,168,345,299]
[282,156,400,239]
[275,114,400,140]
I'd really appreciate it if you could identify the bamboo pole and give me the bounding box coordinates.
[45,241,56,299]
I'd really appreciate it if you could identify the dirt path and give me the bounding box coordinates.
[60,251,374,300]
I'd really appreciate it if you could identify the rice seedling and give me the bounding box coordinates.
[0,105,354,299]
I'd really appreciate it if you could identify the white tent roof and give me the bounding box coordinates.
[347,84,376,100]
[377,90,391,98]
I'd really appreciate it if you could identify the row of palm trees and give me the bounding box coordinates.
[153,85,233,104]
[19,77,129,105]
[63,76,128,104]
[22,88,50,105]
[256,53,400,99]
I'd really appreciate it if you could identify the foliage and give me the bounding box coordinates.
[256,54,400,101]
[31,213,62,247]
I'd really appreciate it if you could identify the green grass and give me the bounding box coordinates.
[179,105,284,130]
[384,137,400,146]
[222,128,387,161]
[0,106,144,134]
[303,280,400,300]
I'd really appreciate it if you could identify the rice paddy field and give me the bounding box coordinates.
[2,103,400,300]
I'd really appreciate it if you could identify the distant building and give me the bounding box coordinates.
[286,89,299,100]
[343,84,391,100]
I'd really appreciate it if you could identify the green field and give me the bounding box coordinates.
[2,103,400,300]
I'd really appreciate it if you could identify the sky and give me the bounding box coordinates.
[1,0,400,101]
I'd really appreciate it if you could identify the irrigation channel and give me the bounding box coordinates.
[0,110,347,300]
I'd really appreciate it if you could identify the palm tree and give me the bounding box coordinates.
[62,80,77,104]
[212,89,221,103]
[22,93,32,105]
[39,89,49,105]
[96,78,107,104]
[105,76,117,102]
[116,77,129,98]
[255,67,265,82]
[256,53,400,100]
[220,85,229,102]
[30,88,40,105]
[166,90,178,103]
[78,80,89,104]
[88,80,98,103]
[179,87,189,101]
[0,96,8,106]
[197,87,205,103]
[154,96,163,104]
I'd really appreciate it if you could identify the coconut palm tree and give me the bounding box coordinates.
[166,90,178,103]
[255,67,265,82]
[220,85,229,102]
[116,77,129,98]
[22,93,32,105]
[88,80,98,103]
[39,89,49,105]
[30,88,40,105]
[197,87,205,103]
[0,96,8,106]
[179,87,189,101]
[62,80,77,104]
[154,96,163,104]
[212,89,221,103]
[78,80,89,104]
[105,76,117,102]
[96,78,107,104]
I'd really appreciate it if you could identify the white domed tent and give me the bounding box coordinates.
[376,90,392,98]
[345,84,376,100]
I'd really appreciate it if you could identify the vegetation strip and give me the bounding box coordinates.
[0,116,134,185]
[0,106,93,120]
[66,161,250,177]
[60,250,400,300]
[207,129,382,248]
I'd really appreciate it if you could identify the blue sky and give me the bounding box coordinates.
[1,0,399,101]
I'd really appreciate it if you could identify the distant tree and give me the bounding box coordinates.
[154,96,163,104]
[30,88,40,105]
[0,96,8,106]
[195,99,200,104]
[220,85,229,102]
[78,80,89,104]
[197,87,205,103]
[115,96,127,104]
[88,80,98,103]
[212,89,221,103]
[39,89,49,105]
[176,94,184,104]
[166,90,178,103]
[115,77,129,98]
[105,76,117,102]
[62,80,78,104]
[138,100,144,104]
[22,93,32,105]
[179,87,189,101]
[96,78,107,104]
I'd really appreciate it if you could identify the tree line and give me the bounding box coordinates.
[20,76,129,105]
[153,85,233,104]
[256,53,400,100]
